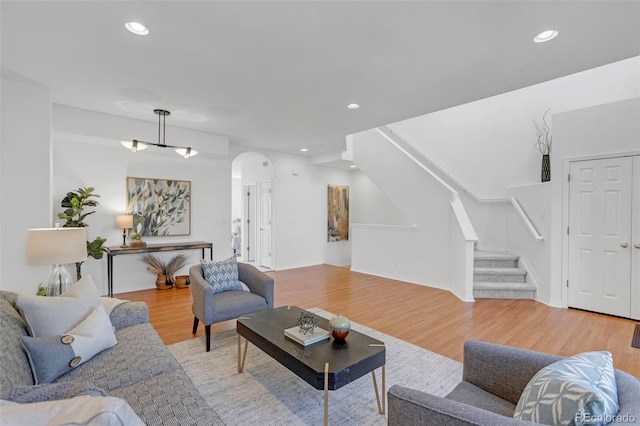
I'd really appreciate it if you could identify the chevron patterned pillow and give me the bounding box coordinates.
[513,351,619,426]
[201,257,243,294]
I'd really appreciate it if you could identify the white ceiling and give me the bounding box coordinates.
[2,1,639,157]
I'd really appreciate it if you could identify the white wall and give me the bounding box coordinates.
[389,56,639,199]
[53,134,232,295]
[1,75,53,294]
[553,97,640,307]
[246,148,352,270]
[351,128,455,289]
[506,183,553,305]
[50,103,355,295]
[350,170,411,226]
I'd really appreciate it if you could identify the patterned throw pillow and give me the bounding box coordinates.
[513,351,619,426]
[201,257,243,294]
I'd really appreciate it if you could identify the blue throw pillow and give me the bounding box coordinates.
[201,257,243,294]
[514,351,619,426]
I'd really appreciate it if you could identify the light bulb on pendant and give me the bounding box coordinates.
[120,140,148,152]
[175,147,198,158]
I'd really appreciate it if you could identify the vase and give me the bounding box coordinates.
[541,154,550,182]
[156,274,173,290]
[174,275,190,288]
[329,314,351,341]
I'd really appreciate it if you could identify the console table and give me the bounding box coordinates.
[106,241,213,297]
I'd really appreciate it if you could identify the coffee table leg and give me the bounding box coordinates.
[237,335,249,373]
[371,365,386,415]
[324,362,329,426]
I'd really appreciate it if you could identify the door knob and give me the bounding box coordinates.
[635,244,640,249]
[620,243,628,248]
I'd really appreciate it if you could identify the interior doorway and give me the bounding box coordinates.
[567,155,640,319]
[231,153,275,270]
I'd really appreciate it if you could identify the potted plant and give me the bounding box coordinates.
[57,186,108,280]
[130,232,146,248]
[141,254,188,290]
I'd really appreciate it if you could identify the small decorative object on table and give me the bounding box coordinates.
[284,312,330,346]
[329,314,351,341]
[129,233,146,248]
[534,108,552,182]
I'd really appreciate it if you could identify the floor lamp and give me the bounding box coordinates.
[26,227,88,296]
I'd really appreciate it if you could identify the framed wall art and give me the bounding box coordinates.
[327,184,349,242]
[126,177,191,236]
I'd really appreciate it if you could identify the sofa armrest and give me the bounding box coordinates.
[388,385,535,426]
[189,264,214,324]
[108,302,149,330]
[462,340,563,405]
[237,262,274,308]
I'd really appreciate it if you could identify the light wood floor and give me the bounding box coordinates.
[116,264,640,377]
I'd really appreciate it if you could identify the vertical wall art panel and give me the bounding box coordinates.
[127,177,191,236]
[328,185,349,242]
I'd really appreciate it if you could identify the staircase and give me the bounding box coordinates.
[473,251,536,299]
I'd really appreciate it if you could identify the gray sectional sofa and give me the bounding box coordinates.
[0,290,223,425]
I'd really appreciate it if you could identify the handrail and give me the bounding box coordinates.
[509,197,544,241]
[375,128,459,201]
[374,127,478,243]
[380,125,544,241]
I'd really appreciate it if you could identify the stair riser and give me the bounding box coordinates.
[474,259,518,268]
[473,273,526,283]
[474,289,536,299]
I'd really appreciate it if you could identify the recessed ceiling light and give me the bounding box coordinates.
[534,30,558,43]
[347,103,360,109]
[349,165,357,168]
[125,22,149,36]
[300,148,309,152]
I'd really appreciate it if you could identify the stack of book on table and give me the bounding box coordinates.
[284,326,330,346]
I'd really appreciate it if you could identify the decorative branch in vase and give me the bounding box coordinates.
[534,109,552,182]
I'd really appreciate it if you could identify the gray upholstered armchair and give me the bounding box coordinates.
[190,262,274,352]
[388,340,640,426]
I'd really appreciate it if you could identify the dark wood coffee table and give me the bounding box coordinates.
[236,306,386,425]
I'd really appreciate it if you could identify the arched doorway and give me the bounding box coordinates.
[231,152,275,269]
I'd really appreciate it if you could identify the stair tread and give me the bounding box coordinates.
[473,267,526,275]
[473,281,536,290]
[474,251,519,261]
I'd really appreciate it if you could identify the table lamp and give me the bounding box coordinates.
[26,227,88,296]
[116,215,134,248]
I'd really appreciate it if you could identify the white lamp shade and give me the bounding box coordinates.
[120,140,148,151]
[116,214,134,229]
[174,147,198,158]
[26,228,88,266]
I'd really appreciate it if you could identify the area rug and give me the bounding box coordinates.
[168,307,462,425]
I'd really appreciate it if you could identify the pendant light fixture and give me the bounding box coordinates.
[120,109,198,158]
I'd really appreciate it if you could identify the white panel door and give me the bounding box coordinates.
[568,157,632,317]
[258,180,273,269]
[632,156,640,320]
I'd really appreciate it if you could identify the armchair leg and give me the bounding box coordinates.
[205,325,211,352]
[192,317,199,334]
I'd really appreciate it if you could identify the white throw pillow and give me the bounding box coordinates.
[16,275,102,337]
[21,306,118,384]
[0,395,144,426]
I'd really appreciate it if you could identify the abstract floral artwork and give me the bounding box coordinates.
[327,184,349,242]
[126,177,191,236]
